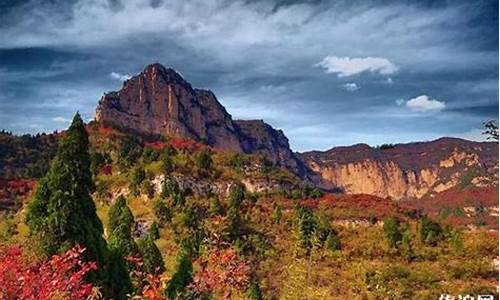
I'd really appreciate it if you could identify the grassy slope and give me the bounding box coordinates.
[0,124,498,299]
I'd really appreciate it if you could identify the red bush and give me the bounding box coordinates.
[0,244,97,300]
[126,256,166,300]
[168,138,205,152]
[191,248,251,298]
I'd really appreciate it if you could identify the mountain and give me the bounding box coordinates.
[299,138,498,199]
[95,63,308,176]
[2,63,497,203]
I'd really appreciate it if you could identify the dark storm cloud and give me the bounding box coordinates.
[0,0,497,150]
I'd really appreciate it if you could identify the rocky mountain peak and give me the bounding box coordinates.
[141,63,190,88]
[95,63,309,176]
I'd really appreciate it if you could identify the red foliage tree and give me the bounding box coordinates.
[126,256,166,300]
[190,248,251,299]
[0,244,97,300]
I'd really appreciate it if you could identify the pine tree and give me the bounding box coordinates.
[400,229,415,261]
[165,252,193,299]
[272,204,282,224]
[325,231,340,251]
[247,279,264,300]
[25,113,108,278]
[195,147,212,170]
[137,234,165,274]
[150,221,160,240]
[130,165,146,196]
[107,196,138,258]
[383,216,402,248]
[228,184,245,209]
[419,216,443,246]
[209,196,223,216]
[107,247,133,299]
[153,198,172,225]
[108,195,134,233]
[294,206,317,253]
[161,178,180,199]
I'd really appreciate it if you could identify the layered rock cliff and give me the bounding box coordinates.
[235,120,307,176]
[95,63,308,175]
[299,138,498,199]
[96,63,243,152]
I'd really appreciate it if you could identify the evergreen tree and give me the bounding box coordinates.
[153,198,172,226]
[161,153,174,174]
[162,178,180,198]
[272,204,282,224]
[247,279,264,300]
[400,229,415,261]
[141,179,155,199]
[106,182,137,298]
[107,195,137,257]
[419,216,443,246]
[195,147,213,170]
[165,252,193,299]
[108,195,134,233]
[130,165,146,196]
[209,196,224,216]
[150,221,160,240]
[137,234,165,274]
[294,206,317,252]
[228,184,245,209]
[25,113,108,278]
[107,248,133,299]
[173,191,186,207]
[383,216,403,248]
[325,231,340,251]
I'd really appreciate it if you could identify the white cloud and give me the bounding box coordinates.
[52,116,71,123]
[395,99,404,106]
[386,77,394,85]
[342,82,359,91]
[259,85,287,93]
[405,95,445,112]
[110,72,131,82]
[315,56,398,77]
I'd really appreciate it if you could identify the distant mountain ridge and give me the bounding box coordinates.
[94,63,498,199]
[299,137,498,199]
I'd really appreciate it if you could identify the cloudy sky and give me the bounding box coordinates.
[0,0,498,151]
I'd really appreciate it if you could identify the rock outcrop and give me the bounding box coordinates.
[299,138,498,199]
[235,120,307,176]
[95,63,309,175]
[96,63,243,152]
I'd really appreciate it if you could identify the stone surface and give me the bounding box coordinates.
[299,138,498,199]
[95,63,309,175]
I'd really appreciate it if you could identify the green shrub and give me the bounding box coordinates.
[209,196,224,216]
[419,216,444,246]
[153,199,172,226]
[137,234,165,274]
[165,252,193,299]
[149,221,160,240]
[383,216,402,248]
[195,148,212,170]
[247,279,264,300]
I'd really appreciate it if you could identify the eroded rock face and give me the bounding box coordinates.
[236,120,307,176]
[299,138,498,199]
[96,63,309,176]
[96,63,243,152]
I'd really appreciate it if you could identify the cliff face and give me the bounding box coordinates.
[96,63,243,152]
[299,138,498,199]
[95,63,308,175]
[235,120,307,176]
